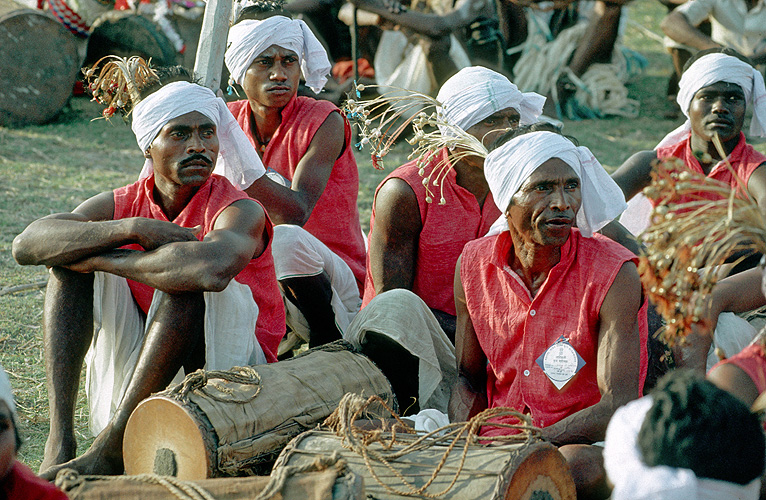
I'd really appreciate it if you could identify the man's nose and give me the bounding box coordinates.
[712,97,730,113]
[187,133,206,152]
[550,187,570,210]
[270,64,287,81]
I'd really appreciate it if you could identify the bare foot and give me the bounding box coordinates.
[39,435,77,474]
[39,433,124,481]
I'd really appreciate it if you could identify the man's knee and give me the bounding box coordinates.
[558,444,609,500]
[272,224,325,279]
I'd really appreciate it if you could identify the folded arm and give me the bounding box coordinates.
[245,112,344,226]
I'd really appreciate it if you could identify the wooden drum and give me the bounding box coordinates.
[274,430,577,500]
[58,465,364,500]
[123,341,397,480]
[0,0,82,126]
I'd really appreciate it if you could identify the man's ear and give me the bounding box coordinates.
[144,148,152,159]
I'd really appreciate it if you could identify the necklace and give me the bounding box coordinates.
[253,127,271,153]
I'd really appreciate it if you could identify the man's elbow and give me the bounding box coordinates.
[12,233,37,266]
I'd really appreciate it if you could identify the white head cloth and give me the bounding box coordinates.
[604,396,761,500]
[484,131,626,237]
[134,81,265,189]
[436,66,545,136]
[225,16,332,94]
[0,364,16,424]
[656,53,766,149]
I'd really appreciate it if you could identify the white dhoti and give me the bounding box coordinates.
[343,289,456,413]
[707,312,759,371]
[271,224,361,354]
[85,272,266,436]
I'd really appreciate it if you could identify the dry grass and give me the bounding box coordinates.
[2,0,766,471]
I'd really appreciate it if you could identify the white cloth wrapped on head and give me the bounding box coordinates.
[134,81,265,190]
[656,52,766,149]
[435,66,545,137]
[484,131,627,237]
[225,16,332,94]
[604,396,761,500]
[0,364,16,424]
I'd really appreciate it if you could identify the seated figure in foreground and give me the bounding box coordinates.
[604,370,764,500]
[449,129,647,499]
[13,65,285,478]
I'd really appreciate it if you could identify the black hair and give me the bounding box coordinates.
[489,122,577,153]
[14,424,21,453]
[638,370,765,485]
[682,47,754,73]
[137,65,198,101]
[235,0,290,24]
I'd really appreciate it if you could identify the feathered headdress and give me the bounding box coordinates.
[344,84,489,205]
[638,134,766,346]
[82,55,159,119]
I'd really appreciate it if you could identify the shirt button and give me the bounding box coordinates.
[529,310,536,316]
[524,370,530,376]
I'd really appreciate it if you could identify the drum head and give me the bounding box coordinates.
[85,10,177,68]
[0,2,81,126]
[123,396,213,480]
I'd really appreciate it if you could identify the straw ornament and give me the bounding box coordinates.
[83,55,159,119]
[344,84,489,205]
[638,135,766,346]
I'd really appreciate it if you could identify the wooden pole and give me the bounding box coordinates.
[193,0,232,92]
[351,5,359,84]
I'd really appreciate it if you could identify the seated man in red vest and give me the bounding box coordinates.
[13,69,285,478]
[225,10,366,352]
[362,66,545,340]
[614,49,766,240]
[449,129,647,499]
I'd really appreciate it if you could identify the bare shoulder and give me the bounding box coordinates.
[612,150,659,199]
[747,162,766,200]
[214,198,266,232]
[374,177,421,232]
[72,191,116,221]
[601,260,642,319]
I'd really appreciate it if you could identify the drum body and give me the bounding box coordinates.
[60,468,364,500]
[0,0,81,126]
[123,342,397,480]
[275,430,577,500]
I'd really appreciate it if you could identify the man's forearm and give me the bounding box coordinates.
[448,376,488,422]
[539,399,619,446]
[75,243,246,294]
[13,217,135,268]
[661,11,720,51]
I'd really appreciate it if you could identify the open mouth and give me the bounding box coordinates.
[543,217,573,228]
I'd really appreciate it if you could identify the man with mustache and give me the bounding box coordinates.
[12,74,285,478]
[225,10,366,354]
[449,130,646,499]
[614,49,766,237]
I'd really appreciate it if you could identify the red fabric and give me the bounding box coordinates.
[112,174,286,363]
[2,462,67,500]
[362,149,501,316]
[331,58,375,85]
[655,132,766,206]
[460,229,648,435]
[711,343,766,394]
[228,97,366,292]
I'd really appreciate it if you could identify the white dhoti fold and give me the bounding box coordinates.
[85,272,266,436]
[707,312,759,371]
[343,289,456,413]
[271,224,361,354]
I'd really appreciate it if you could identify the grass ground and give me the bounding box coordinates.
[1,0,764,471]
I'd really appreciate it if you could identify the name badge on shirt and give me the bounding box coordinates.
[535,335,586,390]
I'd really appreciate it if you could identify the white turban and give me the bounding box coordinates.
[0,364,16,425]
[436,66,545,136]
[225,17,332,94]
[604,396,761,500]
[656,53,766,149]
[134,81,265,190]
[485,131,626,237]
